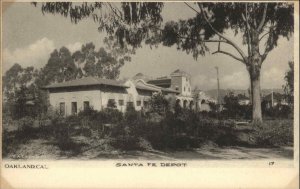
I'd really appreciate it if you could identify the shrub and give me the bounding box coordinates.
[125,105,140,123]
[2,129,13,158]
[14,116,39,142]
[17,116,34,131]
[252,120,293,147]
[110,122,140,150]
[262,104,292,119]
[102,108,123,124]
[149,92,169,115]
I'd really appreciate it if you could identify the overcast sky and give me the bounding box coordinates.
[3,2,294,90]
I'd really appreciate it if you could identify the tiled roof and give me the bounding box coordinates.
[161,88,180,94]
[135,79,179,94]
[172,69,185,74]
[135,85,160,92]
[170,69,191,77]
[43,77,128,89]
[147,78,171,86]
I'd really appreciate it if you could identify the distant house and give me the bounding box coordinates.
[262,92,288,109]
[237,94,250,105]
[192,89,215,112]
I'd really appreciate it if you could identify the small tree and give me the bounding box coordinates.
[223,92,241,119]
[283,61,294,106]
[149,92,169,115]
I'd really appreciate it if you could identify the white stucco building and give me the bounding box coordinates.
[44,76,179,116]
[44,69,212,116]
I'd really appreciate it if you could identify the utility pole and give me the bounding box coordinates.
[215,66,220,106]
[271,88,274,107]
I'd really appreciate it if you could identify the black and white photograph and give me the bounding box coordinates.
[1,1,298,188]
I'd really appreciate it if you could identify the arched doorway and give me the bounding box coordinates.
[175,99,181,107]
[189,100,194,110]
[183,100,188,109]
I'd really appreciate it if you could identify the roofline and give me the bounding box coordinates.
[43,83,129,90]
[136,87,159,92]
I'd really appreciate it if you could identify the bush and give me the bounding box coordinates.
[17,116,34,131]
[2,129,13,157]
[110,122,140,150]
[252,120,293,147]
[125,105,140,123]
[149,92,169,115]
[262,104,293,119]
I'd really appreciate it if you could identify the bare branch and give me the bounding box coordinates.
[244,4,252,57]
[184,2,200,14]
[259,31,270,42]
[197,3,247,63]
[257,3,268,32]
[261,45,272,62]
[107,3,123,21]
[212,50,244,64]
[218,37,221,51]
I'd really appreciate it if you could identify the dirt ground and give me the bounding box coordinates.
[5,138,293,160]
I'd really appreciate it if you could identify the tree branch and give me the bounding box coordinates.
[218,37,221,51]
[197,3,248,63]
[106,3,123,21]
[257,3,268,32]
[243,4,252,57]
[259,31,270,42]
[184,2,200,14]
[261,45,272,62]
[212,50,244,64]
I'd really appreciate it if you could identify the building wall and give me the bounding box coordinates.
[181,76,192,97]
[48,76,198,115]
[200,103,211,112]
[49,89,102,116]
[171,76,192,97]
[100,86,129,113]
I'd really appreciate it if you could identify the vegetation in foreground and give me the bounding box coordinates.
[2,104,293,159]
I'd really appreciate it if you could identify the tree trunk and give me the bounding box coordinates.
[251,74,262,122]
[248,31,263,123]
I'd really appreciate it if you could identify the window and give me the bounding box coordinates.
[136,101,141,106]
[107,99,116,108]
[59,102,65,116]
[119,100,124,106]
[184,87,185,92]
[144,101,149,108]
[127,102,134,107]
[71,102,77,115]
[83,101,90,110]
[175,86,179,91]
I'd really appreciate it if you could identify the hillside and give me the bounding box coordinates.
[204,88,284,101]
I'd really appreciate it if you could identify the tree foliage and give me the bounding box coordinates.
[32,2,294,122]
[2,63,42,119]
[3,41,130,119]
[283,61,294,105]
[149,92,169,115]
[33,2,164,48]
[72,40,130,79]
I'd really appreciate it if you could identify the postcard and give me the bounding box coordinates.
[1,1,299,188]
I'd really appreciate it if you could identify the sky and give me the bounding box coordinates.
[2,2,294,90]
